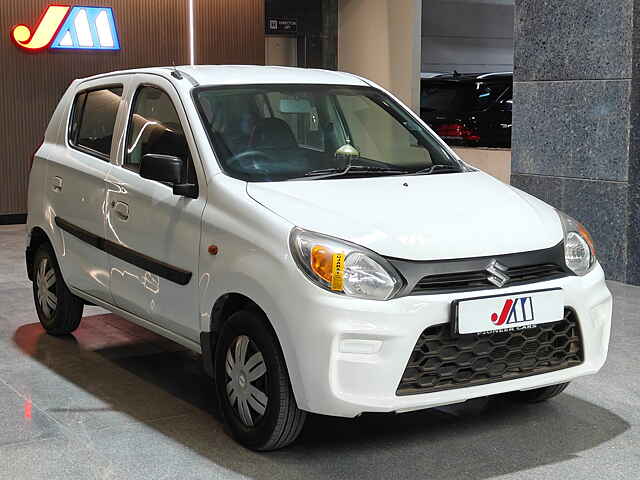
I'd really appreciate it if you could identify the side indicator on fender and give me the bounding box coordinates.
[208,245,219,256]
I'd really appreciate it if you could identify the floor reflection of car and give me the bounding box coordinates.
[420,72,513,148]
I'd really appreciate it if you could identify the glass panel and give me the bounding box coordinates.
[125,86,196,184]
[195,85,460,182]
[75,87,122,157]
[69,92,86,145]
[420,83,469,112]
[474,82,509,110]
[335,93,431,168]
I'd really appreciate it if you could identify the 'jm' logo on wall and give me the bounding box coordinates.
[11,5,120,51]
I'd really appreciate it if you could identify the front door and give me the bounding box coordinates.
[104,77,206,341]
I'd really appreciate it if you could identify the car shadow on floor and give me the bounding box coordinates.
[12,313,630,480]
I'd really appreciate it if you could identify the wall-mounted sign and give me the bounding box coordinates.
[266,18,298,35]
[11,5,120,51]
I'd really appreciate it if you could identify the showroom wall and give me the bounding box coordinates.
[0,0,264,221]
[422,0,514,74]
[511,0,635,283]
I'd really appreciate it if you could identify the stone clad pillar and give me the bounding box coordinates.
[511,0,633,282]
[337,0,422,111]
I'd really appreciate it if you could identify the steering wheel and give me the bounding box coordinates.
[227,150,275,175]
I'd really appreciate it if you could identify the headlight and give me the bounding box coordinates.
[289,227,403,300]
[556,210,596,276]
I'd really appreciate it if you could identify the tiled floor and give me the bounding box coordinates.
[0,224,638,479]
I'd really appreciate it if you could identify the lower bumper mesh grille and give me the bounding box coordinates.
[397,309,583,396]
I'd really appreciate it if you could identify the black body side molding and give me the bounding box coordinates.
[54,217,192,286]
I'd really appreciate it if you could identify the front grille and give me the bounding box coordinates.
[412,263,565,294]
[396,309,583,396]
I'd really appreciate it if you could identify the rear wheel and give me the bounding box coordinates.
[32,245,84,336]
[214,309,306,450]
[508,382,570,403]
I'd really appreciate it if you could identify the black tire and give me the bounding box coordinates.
[214,309,306,451]
[32,244,84,336]
[509,382,570,403]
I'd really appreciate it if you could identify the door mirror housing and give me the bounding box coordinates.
[172,183,198,199]
[140,154,198,199]
[140,154,183,184]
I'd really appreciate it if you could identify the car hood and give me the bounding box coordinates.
[247,171,563,261]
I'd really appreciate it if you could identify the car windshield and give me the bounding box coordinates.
[194,84,463,182]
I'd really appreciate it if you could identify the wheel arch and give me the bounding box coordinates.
[201,292,277,376]
[200,290,308,410]
[26,226,53,281]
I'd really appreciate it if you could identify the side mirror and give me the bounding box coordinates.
[140,154,198,199]
[140,154,182,184]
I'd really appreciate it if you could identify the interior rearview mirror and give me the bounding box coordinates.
[279,98,313,114]
[334,144,360,168]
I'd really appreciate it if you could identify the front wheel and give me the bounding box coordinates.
[214,309,306,450]
[32,245,84,336]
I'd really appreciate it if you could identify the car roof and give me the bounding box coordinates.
[421,72,513,82]
[79,65,370,87]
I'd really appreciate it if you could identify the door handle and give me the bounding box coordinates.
[111,201,129,221]
[51,176,63,192]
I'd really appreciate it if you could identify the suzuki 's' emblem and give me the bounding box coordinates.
[486,260,510,288]
[11,5,120,51]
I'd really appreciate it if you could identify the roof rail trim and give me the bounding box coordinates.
[164,67,200,87]
[476,72,513,79]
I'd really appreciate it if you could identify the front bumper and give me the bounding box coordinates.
[280,264,612,417]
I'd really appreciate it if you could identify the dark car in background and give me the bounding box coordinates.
[420,72,512,148]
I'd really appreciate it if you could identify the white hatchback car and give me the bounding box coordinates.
[26,66,612,450]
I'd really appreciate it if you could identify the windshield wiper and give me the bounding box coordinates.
[292,165,413,181]
[410,164,462,175]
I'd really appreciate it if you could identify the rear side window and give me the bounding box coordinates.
[69,86,123,159]
[420,83,468,112]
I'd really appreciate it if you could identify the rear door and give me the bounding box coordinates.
[104,75,206,341]
[47,80,124,300]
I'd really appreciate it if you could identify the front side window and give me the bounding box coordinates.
[69,86,123,159]
[498,88,513,112]
[474,82,509,110]
[195,85,462,182]
[125,86,196,184]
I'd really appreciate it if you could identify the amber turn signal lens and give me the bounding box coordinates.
[310,245,334,283]
[578,223,596,256]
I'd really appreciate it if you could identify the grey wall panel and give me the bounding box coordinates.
[0,0,264,216]
[422,0,514,73]
[512,79,630,182]
[421,36,514,72]
[514,0,632,81]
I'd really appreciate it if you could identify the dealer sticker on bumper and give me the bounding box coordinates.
[456,288,564,335]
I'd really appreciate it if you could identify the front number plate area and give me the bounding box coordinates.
[455,288,564,335]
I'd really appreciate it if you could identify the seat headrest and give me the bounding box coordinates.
[249,118,298,150]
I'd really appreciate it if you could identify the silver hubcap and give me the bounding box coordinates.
[225,335,268,427]
[36,257,57,318]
